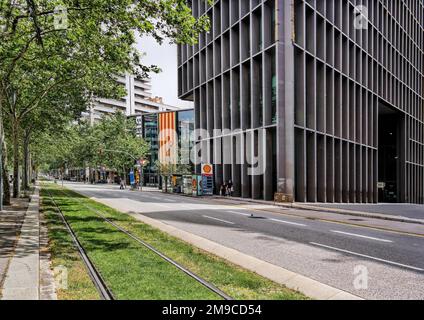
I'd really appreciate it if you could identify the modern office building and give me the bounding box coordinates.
[178,0,424,203]
[84,74,179,123]
[136,109,195,187]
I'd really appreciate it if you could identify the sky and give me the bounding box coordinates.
[136,35,193,109]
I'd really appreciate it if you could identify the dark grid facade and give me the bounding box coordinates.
[178,0,424,204]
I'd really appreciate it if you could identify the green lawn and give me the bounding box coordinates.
[41,182,308,300]
[41,193,101,300]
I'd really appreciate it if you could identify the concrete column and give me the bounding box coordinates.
[251,130,263,199]
[276,0,295,201]
[263,128,274,201]
[241,133,251,198]
[232,134,242,197]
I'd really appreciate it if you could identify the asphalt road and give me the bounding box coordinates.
[64,182,424,300]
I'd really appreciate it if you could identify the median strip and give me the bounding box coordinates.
[42,183,308,300]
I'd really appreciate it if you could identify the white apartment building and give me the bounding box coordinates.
[85,74,179,123]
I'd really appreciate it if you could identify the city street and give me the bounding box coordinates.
[65,182,424,300]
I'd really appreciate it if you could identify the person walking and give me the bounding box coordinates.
[228,180,234,197]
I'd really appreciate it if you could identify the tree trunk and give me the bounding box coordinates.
[1,139,11,206]
[12,118,20,198]
[22,132,30,191]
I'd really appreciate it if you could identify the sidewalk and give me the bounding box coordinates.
[0,199,27,295]
[0,186,57,300]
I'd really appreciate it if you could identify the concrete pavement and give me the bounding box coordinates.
[0,186,57,300]
[0,199,27,296]
[64,182,424,300]
[304,203,424,221]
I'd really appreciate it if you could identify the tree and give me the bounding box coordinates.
[154,153,192,193]
[93,112,150,181]
[34,112,150,184]
[0,0,210,200]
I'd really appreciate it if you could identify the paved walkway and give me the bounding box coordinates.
[0,199,27,294]
[0,187,57,300]
[307,203,424,221]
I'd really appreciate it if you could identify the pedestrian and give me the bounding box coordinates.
[223,181,229,197]
[220,184,225,196]
[228,180,233,197]
[120,177,125,190]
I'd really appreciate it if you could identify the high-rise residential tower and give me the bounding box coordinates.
[85,74,179,123]
[178,0,424,204]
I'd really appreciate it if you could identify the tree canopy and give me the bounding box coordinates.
[0,0,210,202]
[33,112,150,176]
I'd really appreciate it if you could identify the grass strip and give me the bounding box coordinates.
[44,182,307,300]
[40,191,100,300]
[42,184,219,300]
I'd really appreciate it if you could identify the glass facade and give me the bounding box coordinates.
[142,113,159,186]
[136,109,195,187]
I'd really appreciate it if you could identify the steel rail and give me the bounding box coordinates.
[45,189,115,300]
[56,188,233,301]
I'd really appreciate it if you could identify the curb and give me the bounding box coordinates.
[291,204,424,226]
[210,196,424,226]
[98,198,363,301]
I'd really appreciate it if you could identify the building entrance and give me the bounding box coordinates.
[378,104,404,203]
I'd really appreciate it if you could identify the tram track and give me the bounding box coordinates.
[46,185,232,300]
[45,188,115,300]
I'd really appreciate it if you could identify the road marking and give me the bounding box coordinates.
[227,211,308,227]
[203,215,235,225]
[310,242,424,272]
[331,230,393,243]
[164,198,177,202]
[153,203,172,209]
[226,210,251,217]
[269,218,308,227]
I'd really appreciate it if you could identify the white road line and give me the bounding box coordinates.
[226,211,308,227]
[153,203,172,209]
[310,242,424,272]
[269,218,308,227]
[203,215,235,225]
[164,199,177,202]
[331,230,393,243]
[226,210,251,217]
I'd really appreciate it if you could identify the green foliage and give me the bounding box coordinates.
[34,112,149,174]
[0,0,210,198]
[154,157,192,177]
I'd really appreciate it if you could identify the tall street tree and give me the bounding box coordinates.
[0,0,210,201]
